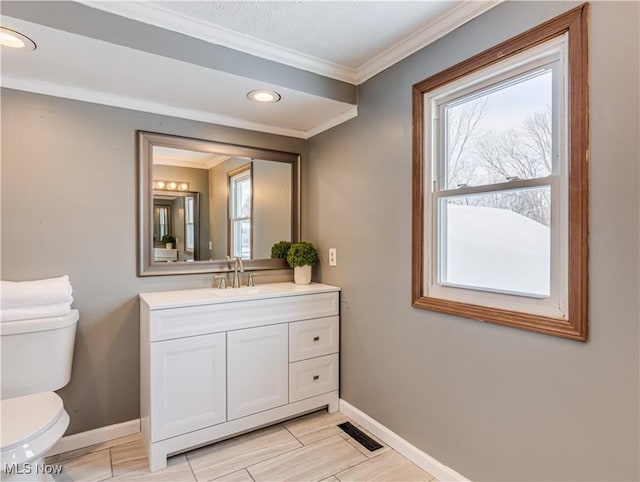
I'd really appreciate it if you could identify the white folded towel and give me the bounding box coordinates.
[0,303,72,322]
[1,275,73,309]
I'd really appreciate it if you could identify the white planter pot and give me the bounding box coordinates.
[165,243,173,249]
[294,265,312,285]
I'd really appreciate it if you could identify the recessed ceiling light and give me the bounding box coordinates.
[0,27,36,50]
[247,89,281,103]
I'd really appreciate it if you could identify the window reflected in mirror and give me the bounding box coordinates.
[184,196,195,255]
[228,164,252,259]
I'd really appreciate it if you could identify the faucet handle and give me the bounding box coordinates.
[214,275,227,289]
[247,272,258,287]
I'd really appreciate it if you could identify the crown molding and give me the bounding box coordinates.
[153,157,229,171]
[78,1,358,84]
[356,1,502,83]
[305,107,358,139]
[78,1,499,86]
[2,76,307,138]
[206,156,231,170]
[2,76,355,140]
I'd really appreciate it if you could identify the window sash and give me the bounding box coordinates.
[423,34,569,320]
[436,184,553,297]
[232,218,251,258]
[428,38,566,194]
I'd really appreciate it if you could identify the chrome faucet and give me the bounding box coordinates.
[232,257,244,288]
[213,274,227,289]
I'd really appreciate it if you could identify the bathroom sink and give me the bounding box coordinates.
[209,285,285,298]
[140,282,339,310]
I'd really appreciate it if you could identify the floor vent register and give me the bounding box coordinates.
[337,422,383,451]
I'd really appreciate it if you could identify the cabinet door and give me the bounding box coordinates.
[150,332,226,441]
[227,324,288,420]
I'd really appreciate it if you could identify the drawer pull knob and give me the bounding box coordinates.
[313,336,320,341]
[313,375,320,381]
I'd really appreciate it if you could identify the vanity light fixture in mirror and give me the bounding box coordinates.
[153,180,189,191]
[138,131,300,276]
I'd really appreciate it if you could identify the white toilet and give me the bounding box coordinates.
[0,310,79,481]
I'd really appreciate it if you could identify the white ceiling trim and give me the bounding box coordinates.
[154,158,208,169]
[305,108,359,139]
[206,156,231,170]
[355,1,502,83]
[79,1,499,86]
[79,0,359,84]
[153,156,229,170]
[2,75,356,139]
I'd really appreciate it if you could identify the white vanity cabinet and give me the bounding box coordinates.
[140,282,340,472]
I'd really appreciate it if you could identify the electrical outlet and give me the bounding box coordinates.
[328,248,337,266]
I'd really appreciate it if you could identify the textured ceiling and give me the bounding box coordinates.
[152,1,458,69]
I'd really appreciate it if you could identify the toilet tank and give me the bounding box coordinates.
[0,310,79,399]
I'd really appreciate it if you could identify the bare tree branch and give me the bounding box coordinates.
[447,103,553,226]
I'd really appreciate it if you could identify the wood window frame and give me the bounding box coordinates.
[227,163,253,259]
[411,4,589,341]
[184,195,196,256]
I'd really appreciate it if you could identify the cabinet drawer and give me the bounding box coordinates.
[289,354,339,403]
[289,317,339,362]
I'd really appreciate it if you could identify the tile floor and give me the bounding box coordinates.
[46,409,437,482]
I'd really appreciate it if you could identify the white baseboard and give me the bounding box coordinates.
[47,403,466,479]
[339,400,469,482]
[47,419,141,456]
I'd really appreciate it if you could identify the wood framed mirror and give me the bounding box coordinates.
[137,131,300,276]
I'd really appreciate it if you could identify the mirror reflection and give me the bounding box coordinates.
[138,131,300,276]
[151,146,292,262]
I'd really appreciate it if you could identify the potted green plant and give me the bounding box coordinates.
[161,234,176,249]
[286,242,319,285]
[270,241,292,259]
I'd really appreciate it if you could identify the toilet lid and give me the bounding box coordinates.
[1,392,64,451]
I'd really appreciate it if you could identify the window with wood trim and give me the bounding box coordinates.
[412,5,589,340]
[228,163,252,259]
[184,195,195,255]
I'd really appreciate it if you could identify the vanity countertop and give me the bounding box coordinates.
[139,282,340,310]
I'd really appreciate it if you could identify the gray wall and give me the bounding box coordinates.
[0,88,301,434]
[307,2,639,481]
[253,160,292,259]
